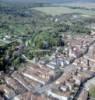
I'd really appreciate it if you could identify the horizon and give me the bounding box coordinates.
[1,0,95,3]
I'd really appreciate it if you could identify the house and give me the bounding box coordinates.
[47,90,69,100]
[22,63,55,85]
[73,76,81,86]
[3,35,11,41]
[69,46,81,58]
[59,85,69,92]
[11,72,33,91]
[46,63,56,69]
[0,84,15,100]
[66,81,75,92]
[5,77,27,94]
[13,92,47,100]
[46,56,65,69]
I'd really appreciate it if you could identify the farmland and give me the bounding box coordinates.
[33,6,95,16]
[65,3,95,9]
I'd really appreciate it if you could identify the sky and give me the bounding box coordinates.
[2,0,95,3]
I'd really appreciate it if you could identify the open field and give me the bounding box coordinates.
[64,3,95,9]
[33,6,95,16]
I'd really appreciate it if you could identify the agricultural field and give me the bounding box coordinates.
[65,3,95,9]
[33,6,95,16]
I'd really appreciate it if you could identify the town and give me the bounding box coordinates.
[0,31,95,100]
[0,0,95,100]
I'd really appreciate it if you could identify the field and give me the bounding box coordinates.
[89,86,95,98]
[65,3,95,9]
[33,6,95,16]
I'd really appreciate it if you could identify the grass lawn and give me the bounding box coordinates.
[89,86,95,98]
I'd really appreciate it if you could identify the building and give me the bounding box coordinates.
[22,63,55,85]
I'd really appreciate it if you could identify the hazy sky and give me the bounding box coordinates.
[2,0,95,3]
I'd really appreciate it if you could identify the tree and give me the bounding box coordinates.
[0,41,24,73]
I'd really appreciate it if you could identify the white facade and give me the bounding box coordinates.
[47,90,69,100]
